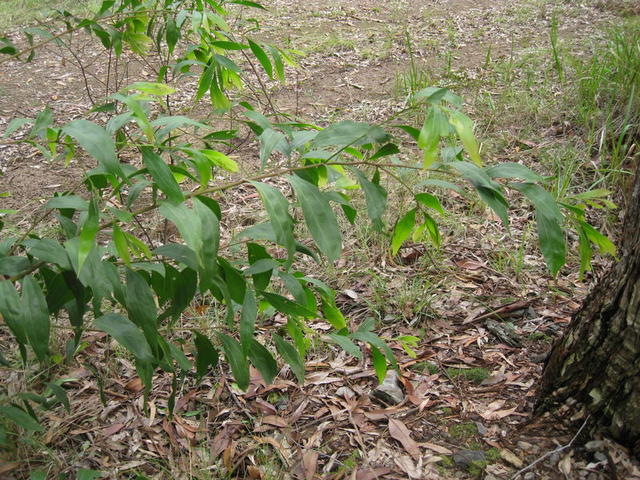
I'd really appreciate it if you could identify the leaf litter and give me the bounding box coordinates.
[0,0,639,479]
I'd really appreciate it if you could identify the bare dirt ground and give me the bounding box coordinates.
[1,1,638,479]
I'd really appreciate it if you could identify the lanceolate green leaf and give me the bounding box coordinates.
[448,110,482,166]
[21,276,50,363]
[370,345,387,383]
[95,313,155,363]
[510,182,566,276]
[485,162,544,182]
[217,333,250,391]
[391,209,416,255]
[248,39,273,78]
[124,269,159,351]
[250,181,295,260]
[0,406,43,433]
[240,290,257,353]
[140,147,184,204]
[64,119,123,178]
[248,339,278,384]
[327,333,362,360]
[194,331,219,380]
[353,168,387,230]
[273,334,305,383]
[261,291,315,317]
[0,280,27,346]
[78,197,99,273]
[288,175,342,262]
[313,120,389,148]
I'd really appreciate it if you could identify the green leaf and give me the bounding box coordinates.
[94,313,155,363]
[0,406,43,432]
[391,209,416,255]
[351,330,397,369]
[248,39,273,78]
[353,168,387,230]
[112,224,131,265]
[418,106,449,168]
[124,269,159,353]
[370,143,400,161]
[485,162,544,182]
[288,175,342,262]
[24,238,71,270]
[140,147,184,204]
[452,162,509,225]
[370,345,387,383]
[165,18,180,54]
[159,203,202,256]
[240,290,257,353]
[579,220,616,256]
[21,276,50,363]
[417,178,464,194]
[201,149,238,172]
[153,244,198,271]
[321,297,347,329]
[46,382,70,413]
[247,243,273,290]
[193,197,221,288]
[64,119,122,178]
[194,332,219,380]
[3,117,33,138]
[125,82,175,96]
[261,292,315,317]
[415,193,445,214]
[76,470,103,480]
[448,110,482,166]
[250,182,295,260]
[259,129,286,168]
[313,120,389,147]
[248,339,278,384]
[217,333,250,391]
[78,197,99,273]
[0,280,27,345]
[327,333,362,360]
[273,334,305,383]
[510,182,566,276]
[0,256,31,277]
[268,45,285,81]
[30,470,46,480]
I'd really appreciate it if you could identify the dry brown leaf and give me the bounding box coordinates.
[558,453,573,476]
[102,422,126,437]
[124,377,143,393]
[355,467,393,480]
[420,442,453,455]
[302,449,319,480]
[247,466,263,479]
[388,418,421,460]
[261,415,288,428]
[223,443,236,470]
[500,449,523,468]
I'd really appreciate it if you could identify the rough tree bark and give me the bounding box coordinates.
[536,167,640,454]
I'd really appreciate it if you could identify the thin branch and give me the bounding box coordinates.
[509,416,591,480]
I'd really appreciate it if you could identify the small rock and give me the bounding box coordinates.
[585,440,605,451]
[524,473,536,480]
[593,452,608,463]
[517,441,533,451]
[335,386,355,398]
[453,449,486,468]
[500,449,524,468]
[371,370,405,405]
[475,421,488,435]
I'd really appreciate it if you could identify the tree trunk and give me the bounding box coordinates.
[535,167,640,454]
